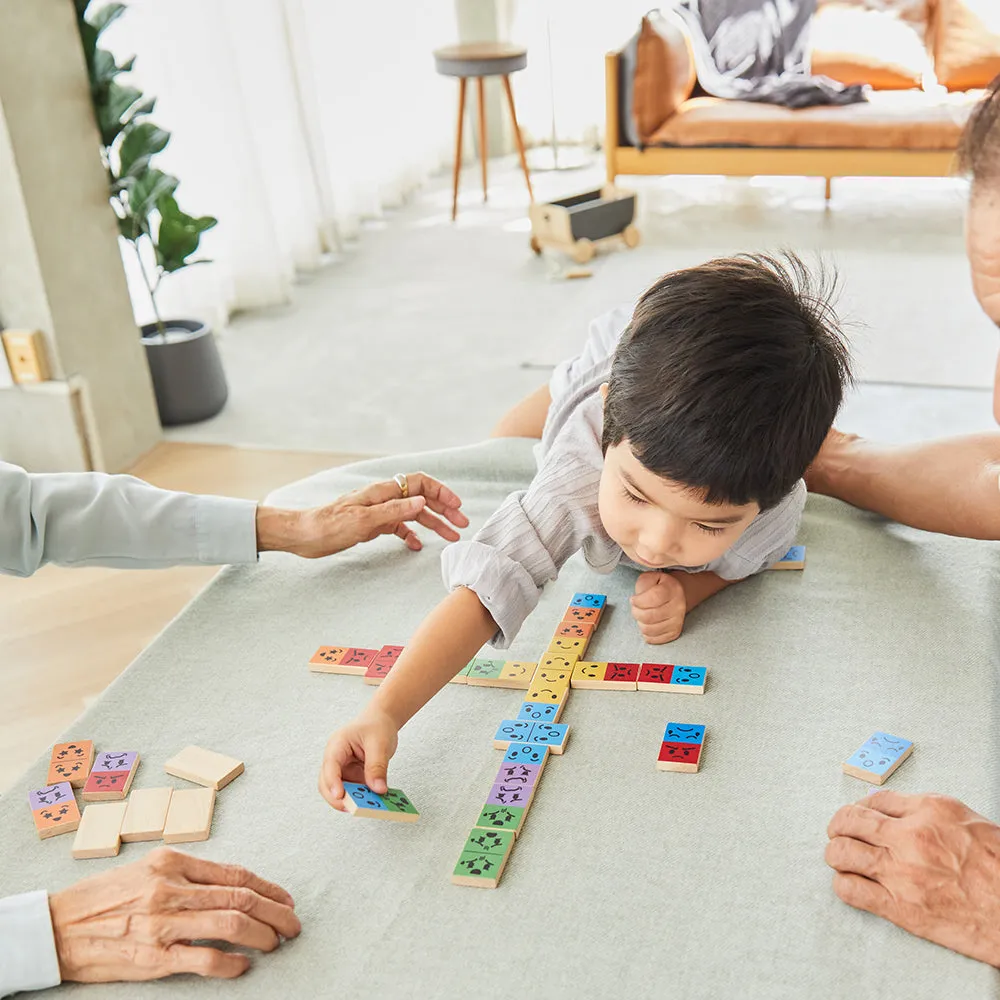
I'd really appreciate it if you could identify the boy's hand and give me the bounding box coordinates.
[631,571,687,643]
[319,708,399,811]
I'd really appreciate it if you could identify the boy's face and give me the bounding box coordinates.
[598,439,760,570]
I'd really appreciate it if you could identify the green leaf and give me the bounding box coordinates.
[117,211,146,243]
[98,80,143,146]
[89,3,126,38]
[118,122,170,177]
[77,20,99,76]
[127,168,178,223]
[122,96,156,126]
[92,48,119,86]
[154,196,217,273]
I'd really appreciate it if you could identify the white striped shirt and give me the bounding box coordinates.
[442,305,804,648]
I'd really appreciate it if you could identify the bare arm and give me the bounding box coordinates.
[631,570,736,644]
[671,570,733,612]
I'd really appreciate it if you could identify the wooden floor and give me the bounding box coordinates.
[0,443,364,792]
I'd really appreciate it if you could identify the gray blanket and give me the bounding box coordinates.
[0,438,998,998]
[676,0,868,108]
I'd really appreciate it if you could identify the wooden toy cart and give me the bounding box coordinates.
[529,185,640,263]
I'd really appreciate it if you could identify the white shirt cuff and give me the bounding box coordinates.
[0,891,61,996]
[194,496,259,565]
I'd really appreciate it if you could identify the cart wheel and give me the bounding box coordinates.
[622,225,641,249]
[572,239,595,264]
[530,235,542,255]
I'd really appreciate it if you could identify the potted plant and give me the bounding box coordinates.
[74,0,228,426]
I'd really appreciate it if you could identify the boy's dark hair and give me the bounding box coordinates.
[958,72,1000,188]
[602,251,852,510]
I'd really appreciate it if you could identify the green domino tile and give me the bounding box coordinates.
[452,851,505,885]
[467,658,506,681]
[474,804,525,835]
[382,788,420,818]
[461,827,514,856]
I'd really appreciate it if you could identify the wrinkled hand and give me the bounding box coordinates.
[49,848,301,983]
[319,707,400,810]
[630,571,687,643]
[257,472,469,557]
[826,791,1000,965]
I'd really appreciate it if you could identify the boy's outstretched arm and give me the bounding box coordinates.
[319,586,496,810]
[631,570,734,644]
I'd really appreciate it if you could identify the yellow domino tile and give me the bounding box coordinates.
[571,661,609,689]
[496,662,536,689]
[546,636,589,659]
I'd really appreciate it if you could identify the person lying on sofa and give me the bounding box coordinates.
[0,462,467,996]
[821,76,1000,966]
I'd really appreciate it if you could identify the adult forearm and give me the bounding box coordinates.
[370,587,497,729]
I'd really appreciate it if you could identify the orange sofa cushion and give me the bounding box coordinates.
[935,0,1000,90]
[631,11,696,145]
[646,89,977,149]
[810,0,932,89]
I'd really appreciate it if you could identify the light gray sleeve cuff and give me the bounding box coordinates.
[0,891,61,996]
[194,495,259,565]
[441,540,543,649]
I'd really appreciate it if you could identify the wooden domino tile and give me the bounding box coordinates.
[494,757,545,793]
[637,663,707,694]
[527,665,573,704]
[162,787,217,843]
[502,743,549,769]
[121,787,174,843]
[518,699,565,723]
[494,661,536,689]
[452,828,515,887]
[571,661,639,691]
[546,636,590,660]
[528,722,569,753]
[339,647,380,672]
[561,605,602,627]
[342,782,420,821]
[308,646,354,673]
[485,776,535,810]
[553,621,595,643]
[570,592,607,610]
[164,745,244,790]
[28,783,80,839]
[72,800,128,858]
[493,720,535,750]
[770,544,806,570]
[82,751,140,802]
[474,803,527,837]
[842,731,913,785]
[465,658,507,686]
[537,653,580,673]
[656,723,706,773]
[364,645,404,685]
[47,740,94,788]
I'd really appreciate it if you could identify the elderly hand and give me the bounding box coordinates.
[630,571,687,643]
[826,790,1000,965]
[257,471,469,557]
[48,848,300,983]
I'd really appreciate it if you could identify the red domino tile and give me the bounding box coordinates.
[605,662,640,684]
[561,606,602,626]
[372,645,404,669]
[363,660,394,684]
[553,622,595,641]
[82,770,131,795]
[638,663,674,686]
[658,742,702,766]
[341,647,378,668]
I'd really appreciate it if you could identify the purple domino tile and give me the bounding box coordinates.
[485,781,534,808]
[494,762,542,788]
[28,782,75,810]
[91,751,138,774]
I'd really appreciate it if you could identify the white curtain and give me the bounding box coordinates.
[102,0,458,328]
[507,1,650,148]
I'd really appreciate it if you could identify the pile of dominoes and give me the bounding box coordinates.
[28,742,243,858]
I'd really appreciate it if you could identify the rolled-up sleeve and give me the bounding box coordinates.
[441,457,603,648]
[0,891,60,996]
[0,461,258,577]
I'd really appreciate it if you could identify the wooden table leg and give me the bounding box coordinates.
[451,77,467,221]
[476,76,488,202]
[502,75,533,203]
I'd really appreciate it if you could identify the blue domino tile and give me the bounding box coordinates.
[494,720,535,744]
[662,723,705,745]
[343,782,387,810]
[779,545,805,563]
[504,744,549,766]
[845,732,913,776]
[518,701,559,722]
[570,593,606,609]
[528,722,569,748]
[669,666,706,688]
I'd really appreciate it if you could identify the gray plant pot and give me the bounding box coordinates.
[140,319,228,427]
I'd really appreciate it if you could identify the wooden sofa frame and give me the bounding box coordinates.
[604,52,956,200]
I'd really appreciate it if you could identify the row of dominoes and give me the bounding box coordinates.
[452,592,608,888]
[31,742,242,858]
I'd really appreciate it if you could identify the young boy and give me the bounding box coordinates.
[319,252,852,807]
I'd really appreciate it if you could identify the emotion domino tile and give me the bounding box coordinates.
[465,658,508,686]
[308,646,358,674]
[842,732,914,785]
[28,783,80,839]
[81,751,140,802]
[342,782,420,821]
[570,592,606,609]
[474,803,527,836]
[493,661,536,689]
[164,746,244,790]
[527,722,569,754]
[452,828,515,887]
[636,663,707,694]
[503,743,550,769]
[770,545,806,570]
[121,787,174,842]
[552,621,595,642]
[493,720,535,750]
[47,740,94,788]
[655,723,706,773]
[162,787,217,844]
[72,800,128,858]
[517,700,564,723]
[546,636,590,659]
[561,605,602,627]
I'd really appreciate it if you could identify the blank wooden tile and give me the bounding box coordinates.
[29,783,80,840]
[47,740,94,788]
[162,787,217,843]
[72,800,128,859]
[164,746,244,790]
[842,731,913,785]
[121,787,174,843]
